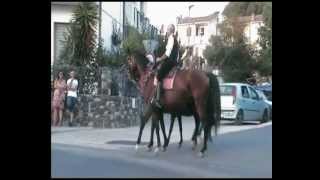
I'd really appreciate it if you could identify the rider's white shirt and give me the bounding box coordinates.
[165,34,174,57]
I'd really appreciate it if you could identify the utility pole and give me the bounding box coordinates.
[98,2,102,47]
[123,1,126,40]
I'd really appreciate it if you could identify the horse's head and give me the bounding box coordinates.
[127,55,139,82]
[127,50,149,82]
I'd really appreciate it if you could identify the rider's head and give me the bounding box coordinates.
[166,24,175,35]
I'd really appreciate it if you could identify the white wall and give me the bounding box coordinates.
[51,4,75,65]
[100,2,145,51]
[101,2,122,51]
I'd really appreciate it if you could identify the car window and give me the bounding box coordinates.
[241,86,250,98]
[249,87,259,100]
[259,91,267,100]
[220,85,234,96]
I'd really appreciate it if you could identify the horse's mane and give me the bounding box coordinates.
[131,49,149,69]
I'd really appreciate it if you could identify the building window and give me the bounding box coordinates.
[54,22,70,63]
[196,26,199,36]
[200,27,204,36]
[187,27,191,37]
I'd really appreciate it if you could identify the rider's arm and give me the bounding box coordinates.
[157,35,174,62]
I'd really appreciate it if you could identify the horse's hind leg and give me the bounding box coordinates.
[159,113,168,151]
[191,112,200,150]
[178,115,183,148]
[148,114,155,151]
[199,121,209,158]
[167,114,175,147]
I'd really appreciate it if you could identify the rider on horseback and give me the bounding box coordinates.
[152,24,179,109]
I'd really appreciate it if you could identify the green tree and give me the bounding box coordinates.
[122,26,145,56]
[70,2,98,66]
[204,35,254,82]
[204,2,268,82]
[58,2,99,94]
[203,35,226,66]
[257,2,272,76]
[221,43,255,82]
[222,2,264,18]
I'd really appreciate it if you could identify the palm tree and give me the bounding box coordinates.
[70,2,98,66]
[62,2,99,94]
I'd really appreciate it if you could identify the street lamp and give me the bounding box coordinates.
[187,4,194,47]
[188,4,194,17]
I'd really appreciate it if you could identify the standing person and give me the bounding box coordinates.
[52,72,67,126]
[66,70,78,126]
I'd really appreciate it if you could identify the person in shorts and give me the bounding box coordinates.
[66,70,78,126]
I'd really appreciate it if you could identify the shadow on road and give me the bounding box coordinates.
[221,121,261,126]
[51,128,90,135]
[106,140,148,146]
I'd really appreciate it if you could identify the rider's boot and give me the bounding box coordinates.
[152,81,162,109]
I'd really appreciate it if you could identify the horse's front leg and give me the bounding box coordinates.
[166,114,175,148]
[136,104,153,151]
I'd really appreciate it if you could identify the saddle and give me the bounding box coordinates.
[153,66,179,90]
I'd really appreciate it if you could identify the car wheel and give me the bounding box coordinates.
[261,109,269,123]
[235,110,243,125]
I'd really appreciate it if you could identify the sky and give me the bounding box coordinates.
[147,2,229,29]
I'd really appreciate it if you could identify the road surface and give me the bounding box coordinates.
[51,124,272,178]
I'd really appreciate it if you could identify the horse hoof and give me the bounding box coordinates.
[178,144,182,149]
[162,147,167,152]
[197,137,202,143]
[192,145,197,151]
[154,147,160,155]
[197,152,205,158]
[147,147,153,152]
[135,144,140,152]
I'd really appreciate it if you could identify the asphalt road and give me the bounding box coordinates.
[51,125,272,178]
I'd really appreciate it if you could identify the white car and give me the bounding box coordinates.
[220,83,270,125]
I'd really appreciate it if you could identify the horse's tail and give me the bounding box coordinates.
[206,72,221,136]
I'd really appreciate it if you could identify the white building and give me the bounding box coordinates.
[240,14,264,49]
[51,2,150,66]
[227,14,264,49]
[176,12,220,60]
[51,2,82,66]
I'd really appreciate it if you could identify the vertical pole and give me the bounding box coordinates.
[99,2,102,46]
[123,1,126,40]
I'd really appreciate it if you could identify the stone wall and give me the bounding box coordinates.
[101,66,140,97]
[71,95,143,128]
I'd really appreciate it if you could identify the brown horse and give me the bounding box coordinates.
[127,51,221,157]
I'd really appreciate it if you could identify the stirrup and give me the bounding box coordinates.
[151,98,162,109]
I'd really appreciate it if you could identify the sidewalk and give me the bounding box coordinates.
[51,114,272,151]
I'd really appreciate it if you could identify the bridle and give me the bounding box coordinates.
[127,54,155,94]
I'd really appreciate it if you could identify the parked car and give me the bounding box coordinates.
[256,90,272,120]
[254,85,272,101]
[220,83,270,125]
